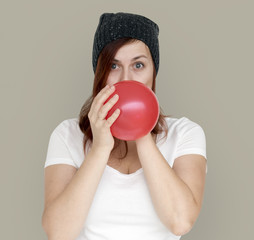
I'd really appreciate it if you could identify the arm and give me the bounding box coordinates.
[42,148,110,240]
[42,84,120,240]
[135,133,206,236]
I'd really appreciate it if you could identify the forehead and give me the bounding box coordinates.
[114,40,152,59]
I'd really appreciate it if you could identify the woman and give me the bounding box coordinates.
[42,12,207,240]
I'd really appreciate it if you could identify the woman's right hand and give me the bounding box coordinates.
[88,85,120,152]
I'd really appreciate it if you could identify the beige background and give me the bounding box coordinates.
[1,0,253,239]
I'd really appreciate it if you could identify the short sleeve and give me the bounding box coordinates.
[44,130,78,169]
[174,121,208,173]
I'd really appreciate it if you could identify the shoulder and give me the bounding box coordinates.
[52,117,81,137]
[160,116,205,136]
[156,116,206,147]
[49,117,85,147]
[163,116,202,129]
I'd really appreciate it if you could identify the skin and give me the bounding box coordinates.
[106,40,154,89]
[42,40,207,238]
[106,40,154,150]
[106,40,207,234]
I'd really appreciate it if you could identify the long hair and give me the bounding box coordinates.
[79,37,172,160]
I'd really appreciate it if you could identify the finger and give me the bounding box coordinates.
[95,84,110,99]
[105,108,121,127]
[98,93,119,120]
[92,86,116,117]
[89,85,110,117]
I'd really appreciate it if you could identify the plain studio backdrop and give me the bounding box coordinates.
[0,0,253,239]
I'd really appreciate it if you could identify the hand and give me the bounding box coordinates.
[88,85,120,152]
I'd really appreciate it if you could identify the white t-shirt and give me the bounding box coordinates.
[44,116,207,240]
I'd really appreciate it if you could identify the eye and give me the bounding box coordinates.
[135,62,144,69]
[111,63,119,70]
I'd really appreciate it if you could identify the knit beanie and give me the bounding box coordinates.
[92,12,160,75]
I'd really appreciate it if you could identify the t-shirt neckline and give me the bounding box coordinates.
[105,164,144,177]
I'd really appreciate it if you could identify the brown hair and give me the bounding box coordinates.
[79,37,172,160]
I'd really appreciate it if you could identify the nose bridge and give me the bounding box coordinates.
[121,65,132,81]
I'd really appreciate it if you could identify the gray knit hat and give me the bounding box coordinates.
[92,12,160,75]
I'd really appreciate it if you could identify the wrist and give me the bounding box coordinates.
[89,146,112,159]
[136,132,153,146]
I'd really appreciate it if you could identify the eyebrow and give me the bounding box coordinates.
[113,55,148,62]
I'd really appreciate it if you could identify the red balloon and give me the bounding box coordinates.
[104,80,159,141]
